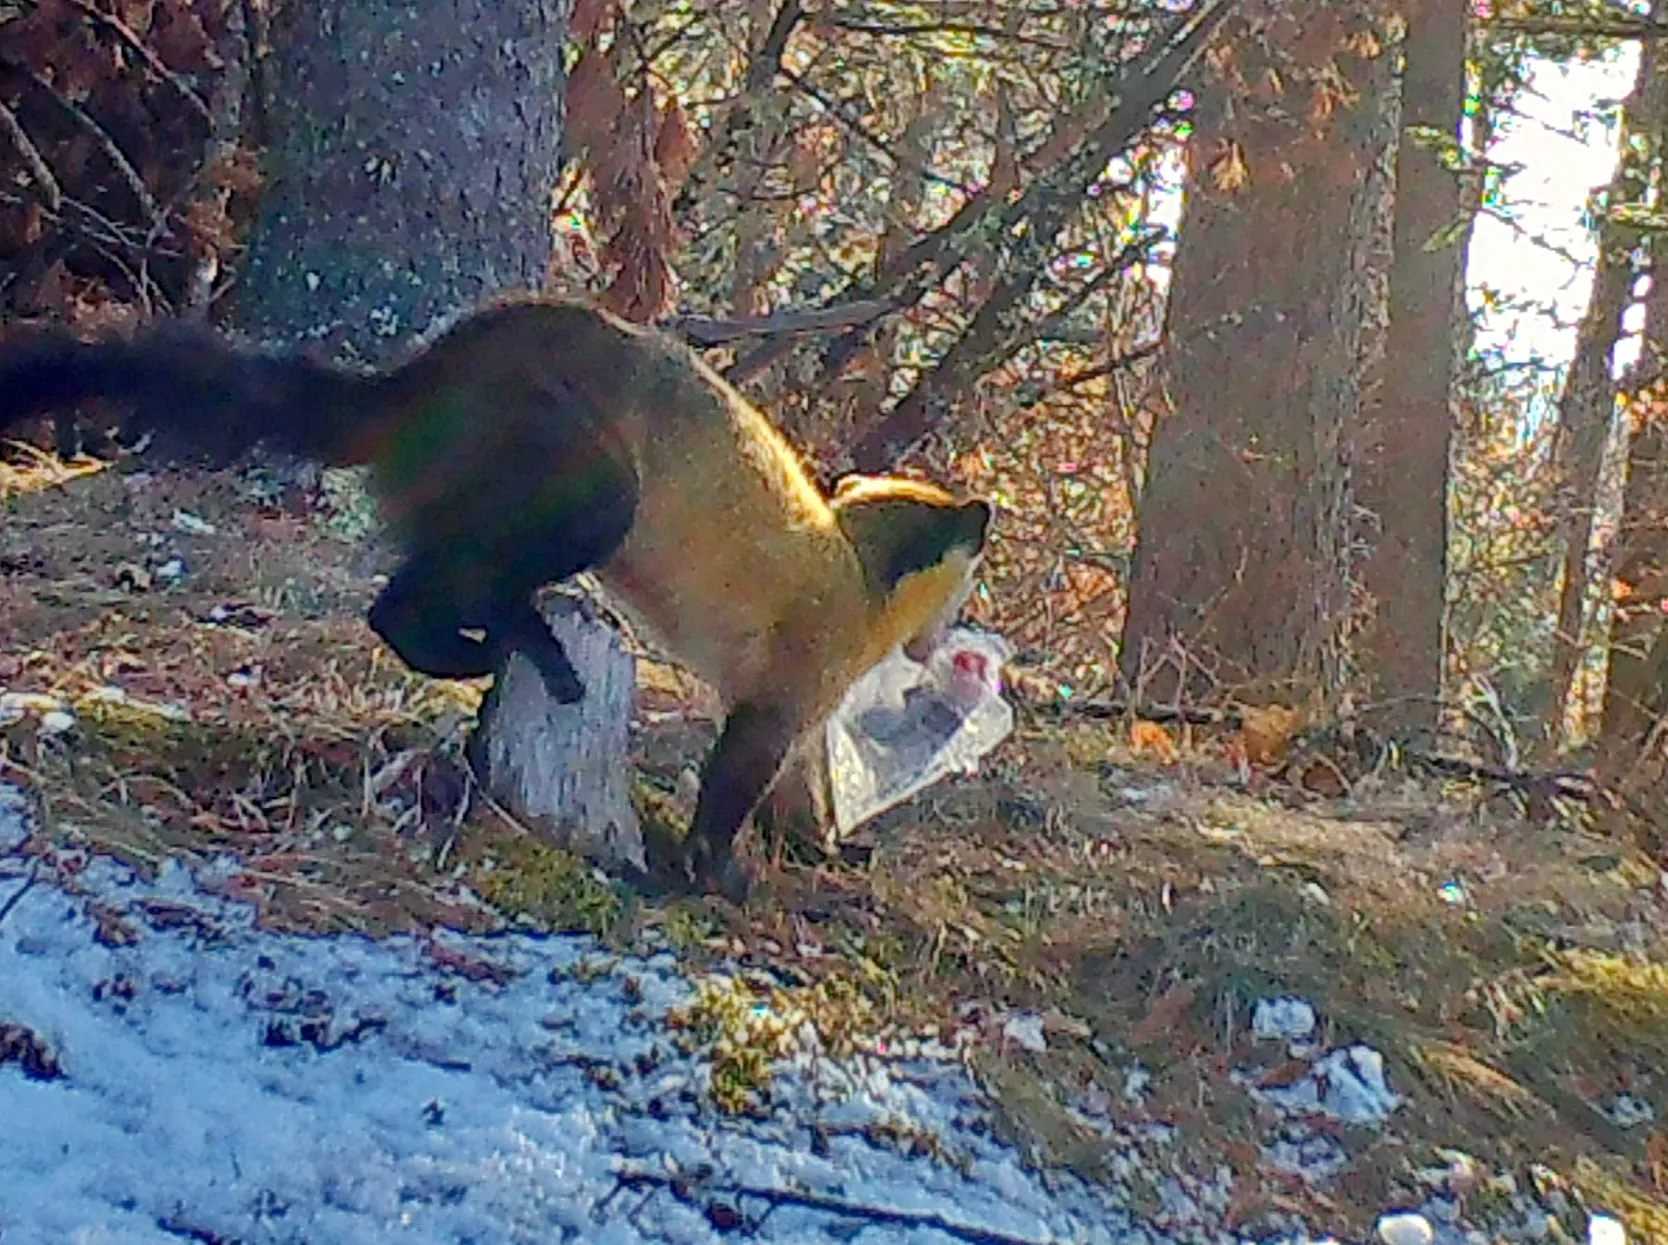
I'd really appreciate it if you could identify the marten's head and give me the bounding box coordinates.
[829,474,992,663]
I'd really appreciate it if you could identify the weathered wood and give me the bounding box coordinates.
[466,594,645,871]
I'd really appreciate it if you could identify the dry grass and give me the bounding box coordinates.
[5,448,1668,1241]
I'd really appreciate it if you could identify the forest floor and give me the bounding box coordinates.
[3,450,1668,1244]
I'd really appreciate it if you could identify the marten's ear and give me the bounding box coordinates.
[830,476,992,596]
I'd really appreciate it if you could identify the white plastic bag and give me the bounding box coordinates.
[825,626,1015,836]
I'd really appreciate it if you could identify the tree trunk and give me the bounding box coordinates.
[232,0,646,872]
[1353,0,1467,740]
[1118,8,1401,710]
[1599,25,1668,768]
[1543,7,1664,754]
[239,0,566,358]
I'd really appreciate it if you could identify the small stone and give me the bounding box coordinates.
[1252,996,1317,1042]
[1002,1012,1047,1053]
[1377,1211,1434,1245]
[706,1201,743,1230]
[1588,1213,1626,1245]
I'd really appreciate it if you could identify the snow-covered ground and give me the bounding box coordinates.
[1,780,1626,1245]
[0,785,1259,1245]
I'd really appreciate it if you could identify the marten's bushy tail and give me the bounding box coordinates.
[0,320,383,467]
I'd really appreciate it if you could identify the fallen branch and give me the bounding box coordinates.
[1015,688,1596,802]
[0,858,40,929]
[1490,14,1668,40]
[612,1163,1049,1245]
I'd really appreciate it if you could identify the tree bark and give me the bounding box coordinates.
[1543,5,1665,753]
[1353,0,1467,740]
[466,594,644,870]
[1118,8,1401,710]
[239,0,567,360]
[1599,23,1668,767]
[231,0,645,871]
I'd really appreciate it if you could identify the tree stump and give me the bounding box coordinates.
[465,594,646,873]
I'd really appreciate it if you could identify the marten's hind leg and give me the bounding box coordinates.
[365,552,563,689]
[372,397,641,701]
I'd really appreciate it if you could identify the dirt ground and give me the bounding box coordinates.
[4,447,1668,1243]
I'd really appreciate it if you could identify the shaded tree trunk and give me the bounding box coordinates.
[1353,0,1467,739]
[1118,8,1400,710]
[1599,28,1668,768]
[1543,6,1664,753]
[234,0,646,870]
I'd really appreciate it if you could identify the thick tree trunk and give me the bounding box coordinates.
[1544,8,1664,753]
[1353,0,1467,740]
[232,0,646,871]
[239,0,566,358]
[1118,9,1400,710]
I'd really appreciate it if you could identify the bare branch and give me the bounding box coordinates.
[1490,14,1668,40]
[2,59,161,220]
[675,296,896,349]
[1021,339,1165,407]
[613,1164,1049,1245]
[66,0,214,121]
[817,17,1072,51]
[0,98,61,211]
[779,66,976,194]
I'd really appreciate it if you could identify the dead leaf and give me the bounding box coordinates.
[1256,1057,1314,1089]
[1209,140,1251,193]
[1646,1130,1668,1193]
[1129,719,1180,763]
[1130,982,1197,1047]
[1296,755,1349,798]
[1238,704,1305,768]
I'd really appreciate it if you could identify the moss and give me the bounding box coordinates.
[666,974,884,1115]
[668,976,795,1114]
[1572,1156,1668,1243]
[470,835,624,936]
[1542,950,1668,1032]
[662,902,718,953]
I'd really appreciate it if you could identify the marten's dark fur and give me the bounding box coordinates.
[0,294,992,896]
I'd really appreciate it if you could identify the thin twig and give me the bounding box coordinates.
[818,17,1070,51]
[1021,340,1165,406]
[0,98,61,210]
[612,1164,1049,1245]
[66,0,213,122]
[0,858,41,929]
[778,65,978,195]
[3,60,160,220]
[676,297,896,349]
[1490,14,1668,40]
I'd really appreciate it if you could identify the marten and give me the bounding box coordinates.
[0,293,992,897]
